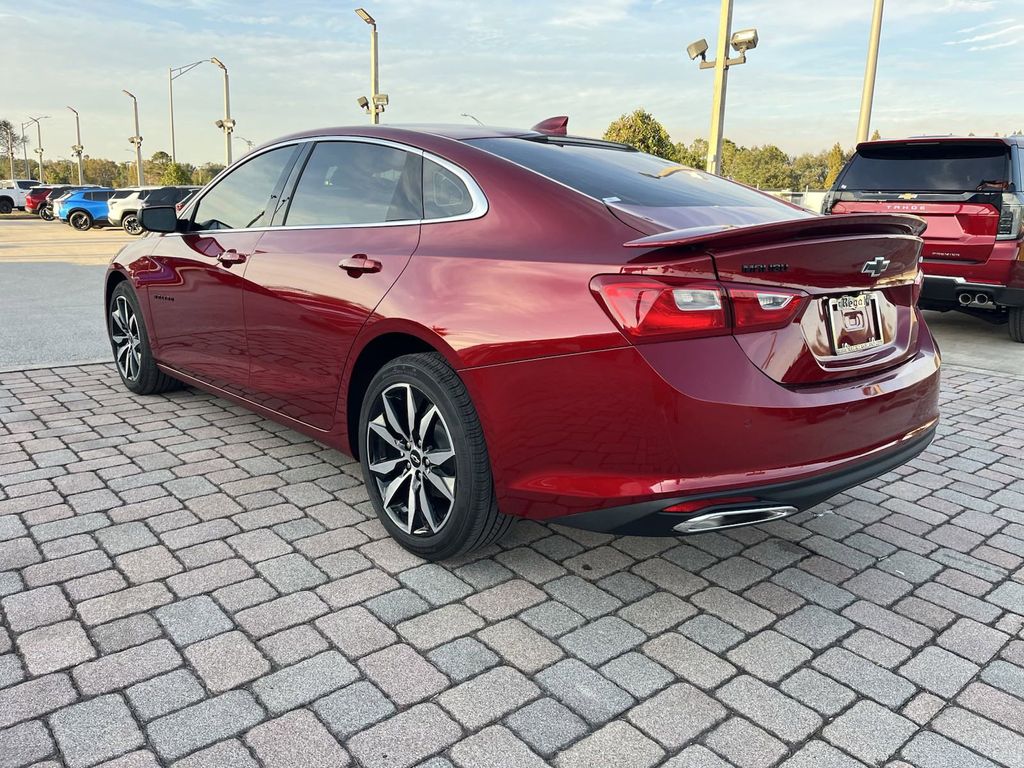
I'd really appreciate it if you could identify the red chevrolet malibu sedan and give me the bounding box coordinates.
[105,123,941,559]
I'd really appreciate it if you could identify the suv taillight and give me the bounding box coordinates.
[997,193,1024,240]
[591,276,806,342]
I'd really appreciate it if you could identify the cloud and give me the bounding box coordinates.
[547,0,637,29]
[946,21,1024,44]
[969,38,1021,51]
[957,16,1016,33]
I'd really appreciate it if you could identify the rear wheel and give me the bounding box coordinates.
[108,282,182,395]
[69,210,92,231]
[0,198,12,214]
[39,206,54,221]
[122,213,143,235]
[358,352,512,560]
[1010,307,1024,343]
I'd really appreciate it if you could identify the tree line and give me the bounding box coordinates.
[1,118,224,187]
[602,108,863,190]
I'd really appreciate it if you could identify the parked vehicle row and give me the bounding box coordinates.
[39,185,199,233]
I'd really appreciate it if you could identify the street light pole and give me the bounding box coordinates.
[355,9,387,124]
[122,90,144,186]
[20,123,29,179]
[856,0,885,143]
[6,128,13,182]
[27,116,49,183]
[67,106,84,185]
[210,57,233,166]
[705,0,733,175]
[168,59,212,164]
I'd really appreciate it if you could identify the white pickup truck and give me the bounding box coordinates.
[0,179,40,214]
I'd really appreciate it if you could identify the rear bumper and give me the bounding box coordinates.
[464,325,941,523]
[921,275,1024,309]
[556,425,935,534]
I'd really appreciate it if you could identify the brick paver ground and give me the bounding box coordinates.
[1,361,1022,768]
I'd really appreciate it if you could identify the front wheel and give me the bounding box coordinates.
[69,211,92,231]
[1010,307,1024,343]
[122,213,143,235]
[358,352,512,560]
[0,199,12,214]
[108,282,182,395]
[40,206,54,221]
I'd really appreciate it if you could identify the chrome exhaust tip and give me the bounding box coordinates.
[672,505,798,534]
[958,293,973,306]
[975,293,990,306]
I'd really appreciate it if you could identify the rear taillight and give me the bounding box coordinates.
[590,277,728,342]
[591,277,805,342]
[997,193,1024,241]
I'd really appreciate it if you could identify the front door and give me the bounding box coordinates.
[145,144,300,394]
[242,139,424,430]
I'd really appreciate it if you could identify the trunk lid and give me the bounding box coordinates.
[623,214,926,385]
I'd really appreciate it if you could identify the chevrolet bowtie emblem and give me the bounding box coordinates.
[862,256,891,278]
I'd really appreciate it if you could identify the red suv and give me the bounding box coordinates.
[106,124,940,559]
[825,137,1024,341]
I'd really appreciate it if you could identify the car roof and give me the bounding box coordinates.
[274,124,539,143]
[856,135,1024,152]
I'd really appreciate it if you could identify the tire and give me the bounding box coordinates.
[122,213,143,235]
[40,207,54,221]
[358,352,513,560]
[69,210,92,231]
[107,281,182,395]
[0,198,12,214]
[1010,307,1024,343]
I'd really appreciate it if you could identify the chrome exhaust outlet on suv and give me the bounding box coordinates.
[958,293,973,306]
[672,505,798,534]
[975,293,991,306]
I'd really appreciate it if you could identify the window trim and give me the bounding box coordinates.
[176,135,488,236]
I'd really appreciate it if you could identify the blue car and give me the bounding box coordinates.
[57,188,115,231]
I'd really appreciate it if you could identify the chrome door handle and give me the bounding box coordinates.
[339,254,382,277]
[217,249,246,266]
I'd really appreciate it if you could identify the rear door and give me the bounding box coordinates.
[242,138,423,430]
[829,141,1011,263]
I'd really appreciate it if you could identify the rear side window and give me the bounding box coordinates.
[192,145,298,230]
[468,137,791,210]
[423,159,472,219]
[285,141,422,226]
[17,181,37,190]
[839,143,1011,192]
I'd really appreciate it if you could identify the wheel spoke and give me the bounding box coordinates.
[417,405,439,445]
[419,483,441,532]
[382,470,411,510]
[406,477,418,532]
[424,447,455,467]
[368,456,405,477]
[404,384,417,442]
[424,468,455,503]
[368,420,403,452]
[381,390,409,440]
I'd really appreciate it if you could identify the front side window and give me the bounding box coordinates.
[285,141,422,227]
[192,145,298,230]
[423,158,472,219]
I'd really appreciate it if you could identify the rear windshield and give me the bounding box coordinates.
[467,137,791,210]
[839,143,1011,192]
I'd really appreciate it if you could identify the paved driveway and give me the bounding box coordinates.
[0,362,1022,768]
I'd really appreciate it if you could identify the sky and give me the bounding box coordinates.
[2,0,1023,166]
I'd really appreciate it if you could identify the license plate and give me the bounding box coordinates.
[826,293,884,356]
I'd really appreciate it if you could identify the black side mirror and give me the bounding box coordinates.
[139,205,180,233]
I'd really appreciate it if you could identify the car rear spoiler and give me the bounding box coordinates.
[623,213,927,251]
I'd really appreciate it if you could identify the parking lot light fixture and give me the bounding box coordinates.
[122,90,144,186]
[355,8,385,124]
[67,106,84,185]
[27,116,50,183]
[210,57,234,166]
[169,59,211,163]
[687,0,758,175]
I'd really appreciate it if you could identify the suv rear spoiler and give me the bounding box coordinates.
[623,213,926,251]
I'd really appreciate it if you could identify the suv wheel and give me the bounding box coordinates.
[358,352,513,560]
[39,206,54,221]
[1010,307,1024,343]
[69,211,92,231]
[122,213,143,235]
[0,198,12,214]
